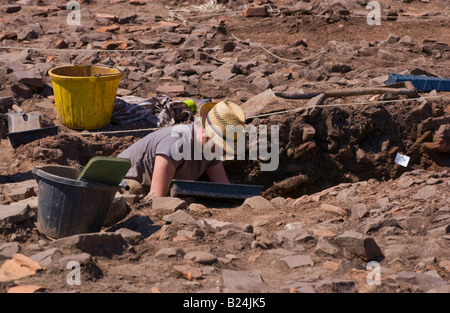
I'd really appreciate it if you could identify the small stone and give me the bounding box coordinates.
[223,41,236,52]
[386,33,400,44]
[285,222,305,230]
[426,178,443,185]
[7,285,45,293]
[151,197,187,213]
[2,5,22,14]
[333,231,383,261]
[0,203,32,229]
[210,63,239,81]
[351,203,368,219]
[180,35,205,50]
[427,284,450,293]
[242,196,275,211]
[11,69,43,88]
[275,228,315,246]
[155,247,185,259]
[252,76,273,92]
[302,125,316,142]
[189,203,210,215]
[96,25,120,33]
[306,93,326,107]
[314,278,356,293]
[413,186,436,200]
[394,271,447,292]
[183,251,217,265]
[173,264,202,280]
[222,270,267,292]
[439,260,450,272]
[242,7,268,17]
[17,28,38,41]
[0,254,42,282]
[129,0,147,5]
[319,203,348,216]
[0,96,14,109]
[329,63,353,73]
[2,180,37,202]
[103,195,130,227]
[56,253,100,281]
[240,89,281,118]
[399,35,413,45]
[55,39,68,49]
[161,32,186,44]
[118,14,137,24]
[201,218,253,233]
[163,210,196,225]
[0,242,20,260]
[114,228,142,245]
[377,197,390,206]
[30,248,63,266]
[279,255,314,269]
[49,233,128,258]
[314,238,342,258]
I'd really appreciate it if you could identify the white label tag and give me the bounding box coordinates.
[395,153,410,167]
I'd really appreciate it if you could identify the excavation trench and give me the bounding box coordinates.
[224,99,449,199]
[5,99,449,200]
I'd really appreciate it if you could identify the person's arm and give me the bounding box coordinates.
[150,155,177,197]
[205,162,230,184]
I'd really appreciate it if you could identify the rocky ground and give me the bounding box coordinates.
[0,0,450,294]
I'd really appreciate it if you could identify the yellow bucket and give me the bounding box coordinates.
[49,65,124,130]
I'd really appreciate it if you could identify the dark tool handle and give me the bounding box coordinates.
[275,91,323,99]
[276,81,419,100]
[93,73,119,77]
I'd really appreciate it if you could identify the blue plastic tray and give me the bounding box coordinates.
[386,74,450,92]
[170,180,263,200]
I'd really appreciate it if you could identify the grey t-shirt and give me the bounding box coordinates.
[118,124,221,187]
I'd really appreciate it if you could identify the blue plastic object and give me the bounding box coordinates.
[386,74,450,92]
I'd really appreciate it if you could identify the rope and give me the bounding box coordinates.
[64,126,158,136]
[230,34,449,69]
[231,34,324,63]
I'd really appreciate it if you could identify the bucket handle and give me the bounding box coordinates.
[93,66,123,78]
[93,73,120,78]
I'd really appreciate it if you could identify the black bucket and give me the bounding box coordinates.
[32,166,121,239]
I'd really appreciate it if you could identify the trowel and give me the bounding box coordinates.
[7,104,43,133]
[6,104,58,147]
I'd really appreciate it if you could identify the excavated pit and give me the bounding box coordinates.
[3,97,448,201]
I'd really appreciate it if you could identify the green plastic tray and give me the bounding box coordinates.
[77,156,131,186]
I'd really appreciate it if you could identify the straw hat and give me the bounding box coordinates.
[200,101,246,154]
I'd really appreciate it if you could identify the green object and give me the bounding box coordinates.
[77,156,131,186]
[184,99,197,114]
